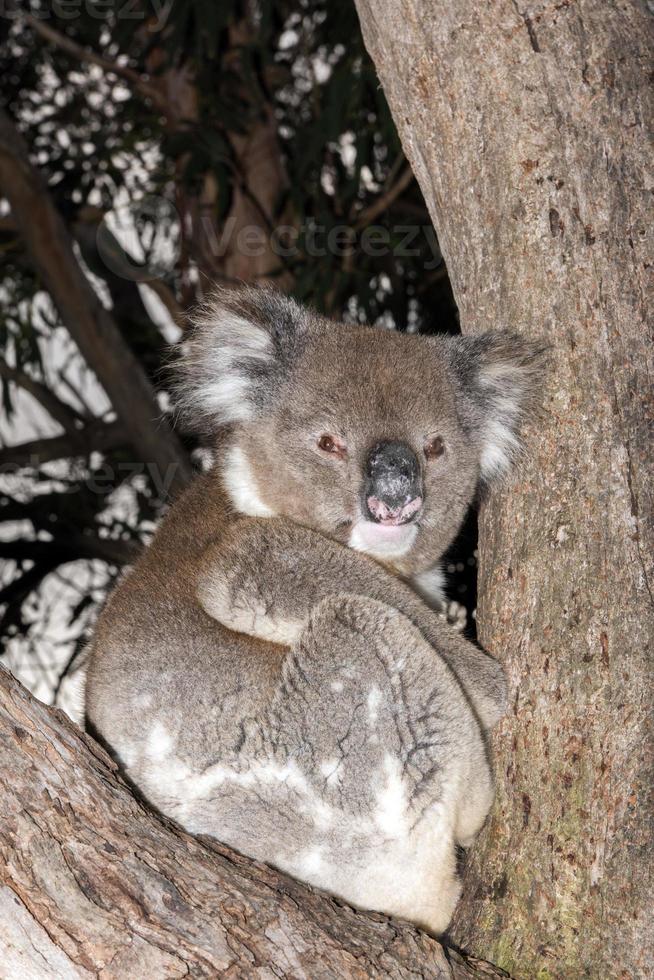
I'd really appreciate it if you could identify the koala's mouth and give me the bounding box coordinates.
[347,517,419,560]
[365,494,423,526]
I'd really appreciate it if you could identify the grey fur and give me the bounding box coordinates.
[86,286,544,934]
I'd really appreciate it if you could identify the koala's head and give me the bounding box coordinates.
[177,286,544,576]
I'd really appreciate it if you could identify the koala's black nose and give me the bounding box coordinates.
[363,440,423,525]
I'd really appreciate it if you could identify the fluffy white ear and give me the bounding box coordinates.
[445,332,546,482]
[173,286,308,432]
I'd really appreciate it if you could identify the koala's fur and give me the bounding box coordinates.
[86,286,543,935]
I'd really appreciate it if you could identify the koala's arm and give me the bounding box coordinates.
[196,518,506,730]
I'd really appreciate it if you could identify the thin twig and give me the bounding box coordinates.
[143,279,186,329]
[0,535,140,568]
[0,419,127,468]
[353,166,414,230]
[52,637,87,707]
[0,358,83,432]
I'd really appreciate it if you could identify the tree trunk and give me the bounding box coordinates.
[0,665,508,979]
[354,2,653,977]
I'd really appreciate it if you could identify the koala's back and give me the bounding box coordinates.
[85,471,286,770]
[88,536,488,935]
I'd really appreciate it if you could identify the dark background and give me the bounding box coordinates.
[0,1,477,712]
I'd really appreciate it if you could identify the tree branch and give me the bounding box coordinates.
[0,534,140,568]
[0,108,192,496]
[0,419,127,468]
[144,279,185,329]
[0,558,61,639]
[0,664,508,978]
[72,216,168,373]
[0,358,82,432]
[25,14,173,120]
[353,166,414,229]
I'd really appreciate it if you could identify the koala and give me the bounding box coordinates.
[85,286,543,935]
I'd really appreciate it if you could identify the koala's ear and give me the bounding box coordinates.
[444,332,547,482]
[173,286,308,432]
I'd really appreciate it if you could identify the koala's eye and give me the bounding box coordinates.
[424,435,445,460]
[317,434,346,457]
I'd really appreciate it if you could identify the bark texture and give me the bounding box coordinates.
[354,2,653,978]
[0,665,508,979]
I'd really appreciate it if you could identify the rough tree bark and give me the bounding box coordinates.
[355,2,653,977]
[0,665,508,979]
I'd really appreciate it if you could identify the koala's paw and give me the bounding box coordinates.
[437,600,468,633]
[197,573,303,645]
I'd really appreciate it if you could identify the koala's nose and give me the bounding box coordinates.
[363,440,423,525]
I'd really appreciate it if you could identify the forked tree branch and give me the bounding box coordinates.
[0,665,508,978]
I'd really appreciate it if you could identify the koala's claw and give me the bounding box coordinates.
[437,600,468,632]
